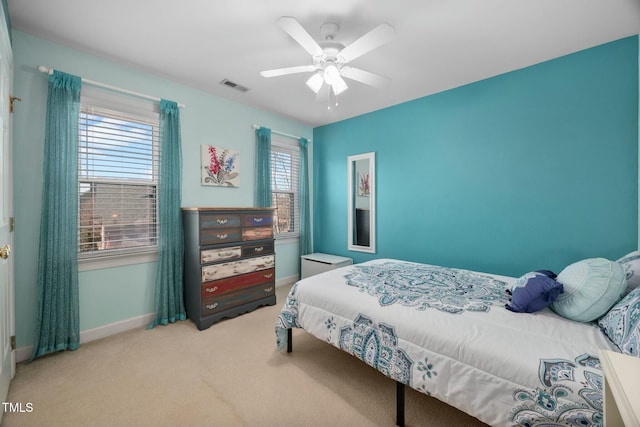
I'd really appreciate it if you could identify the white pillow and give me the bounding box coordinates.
[598,287,640,356]
[617,250,640,291]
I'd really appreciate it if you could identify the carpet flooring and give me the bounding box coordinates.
[2,285,486,427]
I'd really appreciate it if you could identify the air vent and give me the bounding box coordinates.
[220,79,250,93]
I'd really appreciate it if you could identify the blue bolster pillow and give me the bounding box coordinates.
[506,270,564,313]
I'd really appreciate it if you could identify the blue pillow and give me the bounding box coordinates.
[598,286,640,356]
[551,258,627,322]
[506,271,564,313]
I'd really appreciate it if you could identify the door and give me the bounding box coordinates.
[0,9,15,421]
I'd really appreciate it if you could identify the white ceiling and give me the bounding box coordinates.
[7,0,640,127]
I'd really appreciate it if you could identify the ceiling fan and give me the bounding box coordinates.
[260,16,395,98]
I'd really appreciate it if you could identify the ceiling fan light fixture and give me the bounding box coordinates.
[332,76,348,96]
[261,17,395,106]
[323,62,340,85]
[306,72,324,93]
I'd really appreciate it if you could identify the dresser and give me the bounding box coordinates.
[182,207,276,330]
[600,350,640,427]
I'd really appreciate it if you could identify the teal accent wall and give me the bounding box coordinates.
[314,36,639,277]
[12,31,311,348]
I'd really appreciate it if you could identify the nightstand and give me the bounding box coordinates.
[301,253,353,279]
[599,350,640,426]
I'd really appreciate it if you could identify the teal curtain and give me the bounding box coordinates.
[255,127,272,207]
[148,99,186,328]
[31,71,82,361]
[299,137,312,255]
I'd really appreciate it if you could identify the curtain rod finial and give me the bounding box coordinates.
[38,65,53,75]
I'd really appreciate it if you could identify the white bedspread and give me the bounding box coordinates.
[275,259,618,427]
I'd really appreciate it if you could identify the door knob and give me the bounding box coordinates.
[0,244,10,260]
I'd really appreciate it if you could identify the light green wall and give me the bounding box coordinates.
[12,31,311,348]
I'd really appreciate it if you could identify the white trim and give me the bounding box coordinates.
[347,152,376,253]
[276,274,299,288]
[15,277,297,362]
[14,347,29,364]
[79,249,158,271]
[79,313,155,344]
[15,270,298,362]
[275,236,298,245]
[15,313,155,363]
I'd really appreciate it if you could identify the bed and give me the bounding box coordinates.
[275,258,632,427]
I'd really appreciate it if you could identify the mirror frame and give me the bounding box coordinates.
[348,152,376,253]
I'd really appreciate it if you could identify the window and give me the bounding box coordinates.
[78,91,159,262]
[271,138,299,239]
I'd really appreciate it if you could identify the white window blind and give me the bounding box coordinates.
[78,104,159,258]
[271,139,299,239]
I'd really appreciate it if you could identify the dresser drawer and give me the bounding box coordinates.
[200,245,242,264]
[201,268,275,298]
[201,254,275,282]
[201,284,276,316]
[200,213,241,229]
[242,226,273,241]
[241,241,274,257]
[242,212,273,227]
[200,228,242,246]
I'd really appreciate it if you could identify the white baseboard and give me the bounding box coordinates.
[80,313,155,344]
[15,347,30,364]
[16,313,155,363]
[276,274,299,288]
[17,276,299,363]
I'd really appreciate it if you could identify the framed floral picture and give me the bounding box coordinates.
[358,172,370,197]
[201,145,240,187]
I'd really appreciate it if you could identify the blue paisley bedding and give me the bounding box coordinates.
[275,259,619,427]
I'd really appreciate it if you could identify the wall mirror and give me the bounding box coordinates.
[348,152,376,253]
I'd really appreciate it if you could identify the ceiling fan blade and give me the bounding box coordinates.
[260,65,317,78]
[337,23,395,63]
[278,16,323,57]
[340,66,391,88]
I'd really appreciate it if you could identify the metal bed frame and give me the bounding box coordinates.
[286,328,406,427]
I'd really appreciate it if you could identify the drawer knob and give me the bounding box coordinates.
[216,234,228,239]
[217,219,228,224]
[206,302,219,310]
[254,217,263,223]
[205,286,218,293]
[264,287,273,292]
[264,273,273,279]
[254,247,264,252]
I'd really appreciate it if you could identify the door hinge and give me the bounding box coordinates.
[9,217,14,232]
[10,336,15,351]
[9,95,21,113]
